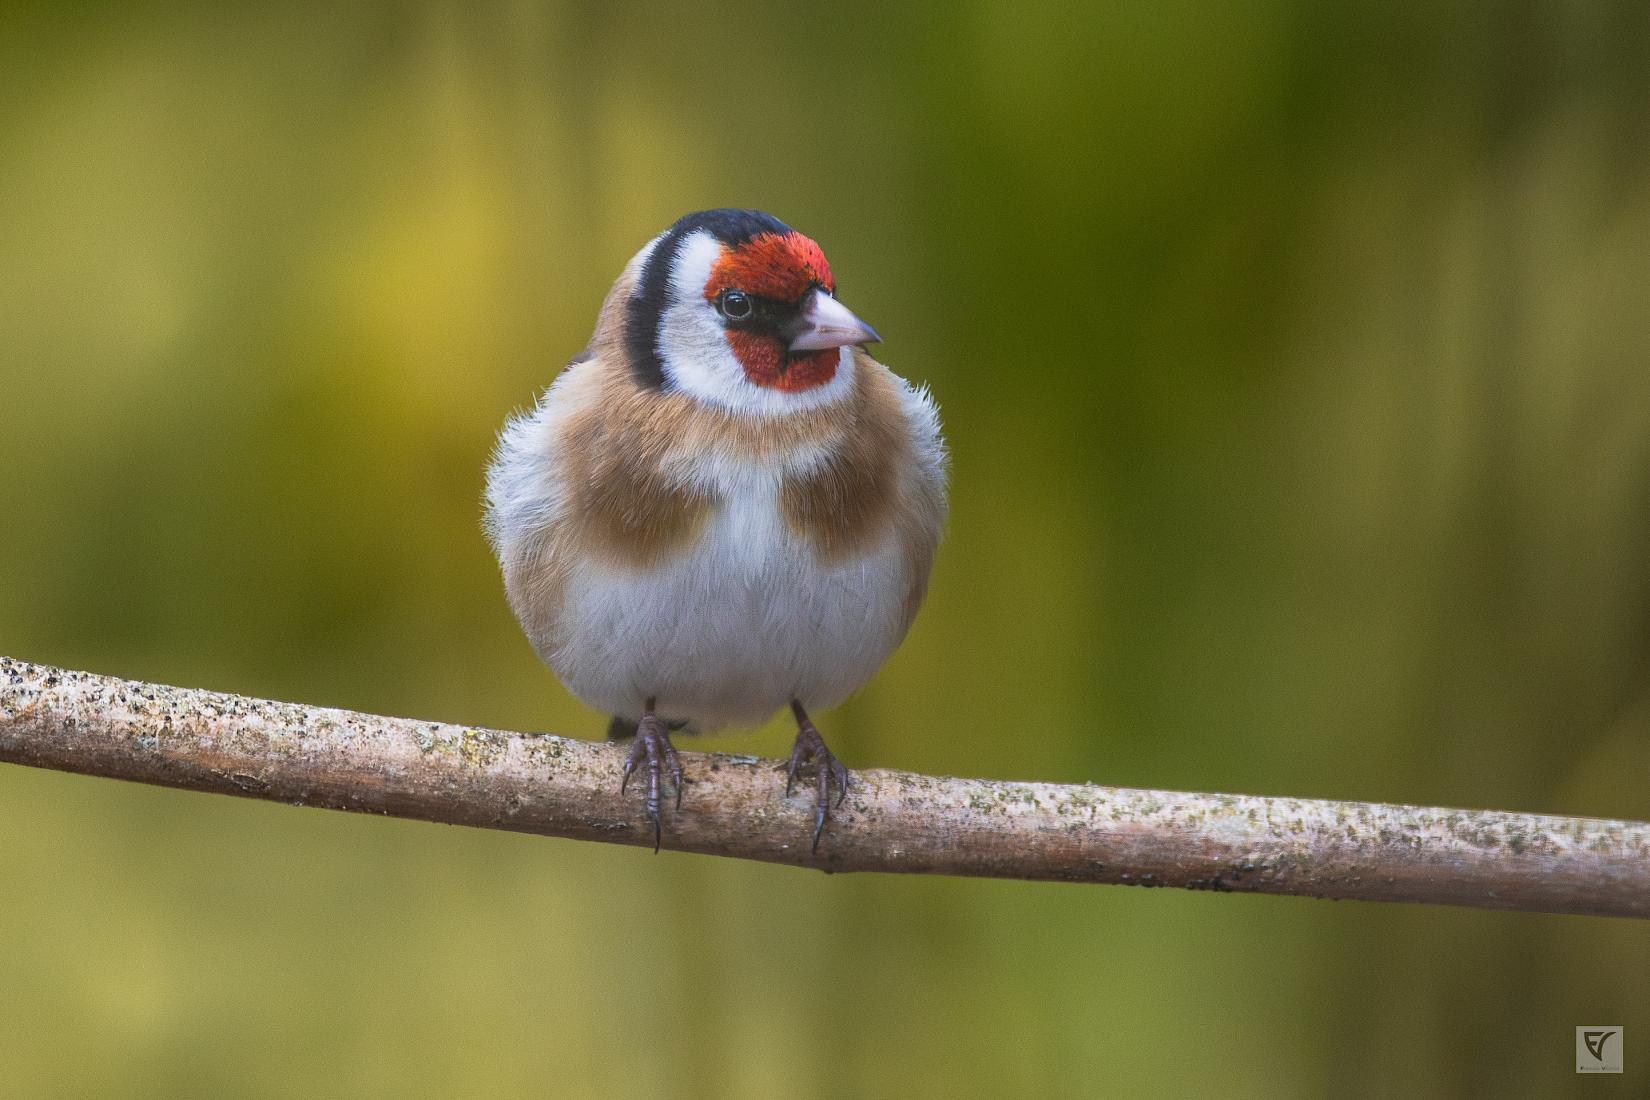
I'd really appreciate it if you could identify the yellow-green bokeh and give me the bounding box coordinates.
[2,3,1648,1096]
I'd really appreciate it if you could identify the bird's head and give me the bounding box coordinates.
[622,209,880,415]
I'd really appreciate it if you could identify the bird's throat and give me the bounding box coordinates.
[726,332,838,393]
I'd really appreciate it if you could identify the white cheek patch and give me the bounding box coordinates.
[655,302,750,408]
[653,231,857,417]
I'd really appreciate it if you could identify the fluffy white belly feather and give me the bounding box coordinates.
[549,470,909,730]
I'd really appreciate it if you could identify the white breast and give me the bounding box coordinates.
[548,461,912,731]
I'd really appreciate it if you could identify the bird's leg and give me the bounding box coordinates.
[781,700,851,852]
[619,698,683,853]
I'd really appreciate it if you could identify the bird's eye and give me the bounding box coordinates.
[719,290,752,320]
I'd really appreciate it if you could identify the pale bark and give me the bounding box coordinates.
[2,656,1645,918]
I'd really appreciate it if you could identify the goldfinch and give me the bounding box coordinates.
[485,209,947,851]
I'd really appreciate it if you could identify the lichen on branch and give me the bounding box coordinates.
[1,656,1646,919]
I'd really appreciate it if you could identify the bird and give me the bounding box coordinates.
[484,209,947,852]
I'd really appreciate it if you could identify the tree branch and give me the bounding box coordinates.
[1,656,1645,918]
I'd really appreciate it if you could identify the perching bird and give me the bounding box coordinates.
[485,209,947,851]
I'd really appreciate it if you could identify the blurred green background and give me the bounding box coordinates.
[2,2,1648,1096]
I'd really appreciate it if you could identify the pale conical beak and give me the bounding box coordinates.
[786,289,881,352]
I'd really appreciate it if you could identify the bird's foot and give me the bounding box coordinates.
[620,707,683,853]
[780,702,851,852]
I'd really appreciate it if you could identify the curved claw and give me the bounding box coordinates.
[782,707,852,853]
[621,711,683,854]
